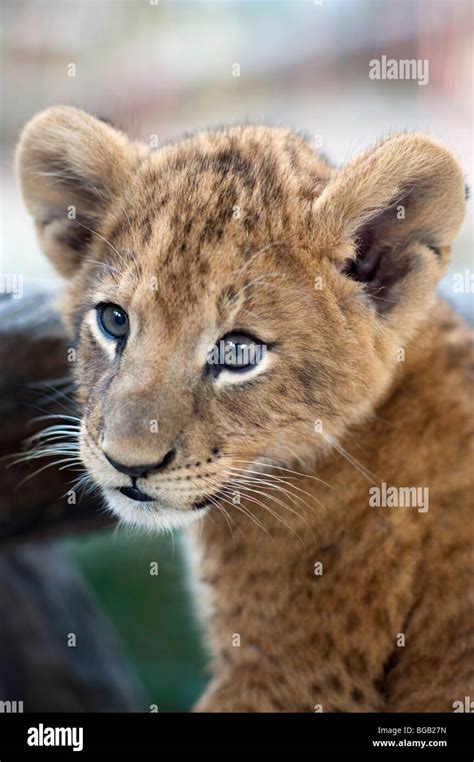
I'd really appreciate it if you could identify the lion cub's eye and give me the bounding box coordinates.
[97,303,129,340]
[207,332,266,373]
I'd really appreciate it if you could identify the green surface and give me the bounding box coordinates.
[62,528,209,712]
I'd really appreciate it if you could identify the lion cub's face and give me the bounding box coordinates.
[17,108,464,530]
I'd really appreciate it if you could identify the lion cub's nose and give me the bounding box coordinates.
[104,449,176,478]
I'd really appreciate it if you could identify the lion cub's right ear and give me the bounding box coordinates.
[16,106,145,278]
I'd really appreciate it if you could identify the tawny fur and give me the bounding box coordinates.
[16,106,473,712]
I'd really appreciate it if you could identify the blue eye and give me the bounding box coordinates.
[97,303,129,340]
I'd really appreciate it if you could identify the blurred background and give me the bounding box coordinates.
[0,0,472,712]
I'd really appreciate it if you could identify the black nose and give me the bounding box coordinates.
[104,449,176,478]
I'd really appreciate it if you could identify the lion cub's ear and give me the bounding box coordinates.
[313,133,466,314]
[16,106,145,278]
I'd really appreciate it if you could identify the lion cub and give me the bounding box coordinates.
[17,107,473,711]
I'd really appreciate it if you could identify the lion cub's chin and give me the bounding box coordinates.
[101,487,209,533]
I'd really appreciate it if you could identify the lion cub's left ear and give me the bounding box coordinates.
[313,133,466,314]
[16,106,145,278]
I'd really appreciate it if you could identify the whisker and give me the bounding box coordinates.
[225,481,305,540]
[30,413,81,424]
[228,272,280,306]
[73,220,128,267]
[226,456,333,489]
[224,488,292,539]
[18,457,84,486]
[226,465,327,511]
[323,434,380,482]
[6,447,80,467]
[83,258,121,275]
[26,424,81,440]
[198,475,246,542]
[227,472,319,519]
[211,498,238,546]
[201,475,270,537]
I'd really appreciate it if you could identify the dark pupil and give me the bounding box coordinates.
[223,339,256,368]
[112,309,126,327]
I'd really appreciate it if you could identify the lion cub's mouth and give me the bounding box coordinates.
[118,485,155,503]
[115,484,229,510]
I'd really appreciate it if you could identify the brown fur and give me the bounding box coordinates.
[16,106,473,711]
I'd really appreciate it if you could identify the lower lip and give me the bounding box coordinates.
[119,486,155,502]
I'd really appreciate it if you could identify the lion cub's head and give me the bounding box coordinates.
[16,107,465,531]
